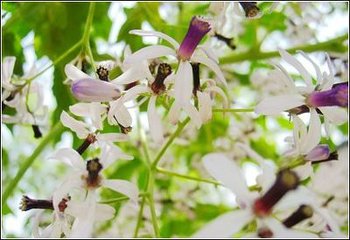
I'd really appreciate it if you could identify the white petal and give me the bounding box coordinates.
[60,111,90,139]
[292,114,308,153]
[279,48,313,89]
[64,64,91,81]
[273,63,298,91]
[69,102,105,117]
[97,133,129,142]
[95,203,116,221]
[275,186,316,211]
[318,106,348,125]
[255,94,305,116]
[203,153,253,204]
[198,44,219,63]
[108,98,132,127]
[191,54,227,87]
[124,45,176,66]
[205,85,229,109]
[198,91,212,123]
[168,101,181,125]
[173,61,193,104]
[49,148,85,170]
[300,109,321,154]
[123,85,150,103]
[148,95,164,144]
[298,50,322,85]
[129,29,179,49]
[294,162,313,180]
[2,56,16,83]
[99,143,133,168]
[111,64,152,85]
[192,210,253,238]
[102,179,139,205]
[183,102,202,129]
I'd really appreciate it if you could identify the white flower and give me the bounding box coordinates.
[255,49,348,138]
[2,57,48,128]
[122,17,227,127]
[193,153,318,238]
[50,148,139,237]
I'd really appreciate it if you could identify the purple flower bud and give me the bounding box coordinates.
[305,144,331,161]
[178,17,211,61]
[307,82,348,108]
[71,79,121,102]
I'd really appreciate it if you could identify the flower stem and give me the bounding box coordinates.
[2,122,65,204]
[25,40,82,84]
[156,167,220,185]
[213,108,255,113]
[147,171,160,237]
[82,2,96,73]
[151,117,190,169]
[220,33,348,64]
[133,193,147,238]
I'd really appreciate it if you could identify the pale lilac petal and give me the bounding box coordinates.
[300,108,322,154]
[318,106,348,125]
[148,95,164,144]
[49,148,85,170]
[102,179,139,205]
[129,29,179,49]
[183,102,202,129]
[2,56,16,83]
[97,133,129,142]
[203,153,253,204]
[60,111,90,139]
[72,79,121,102]
[123,85,150,103]
[108,98,132,127]
[191,54,227,87]
[64,64,91,81]
[95,204,116,221]
[255,94,305,115]
[279,48,313,89]
[173,61,193,104]
[192,210,253,238]
[124,45,176,66]
[197,91,212,123]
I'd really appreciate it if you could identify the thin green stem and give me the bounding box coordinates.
[213,108,255,113]
[151,117,190,169]
[81,2,96,73]
[82,2,96,47]
[133,194,147,238]
[99,196,129,204]
[220,33,348,64]
[2,122,65,204]
[25,40,82,84]
[156,167,220,185]
[147,171,160,237]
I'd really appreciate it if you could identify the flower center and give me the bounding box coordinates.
[151,63,172,95]
[96,66,109,82]
[85,158,103,189]
[239,2,260,18]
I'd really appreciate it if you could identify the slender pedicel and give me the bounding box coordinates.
[283,205,313,228]
[76,133,97,155]
[253,169,299,217]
